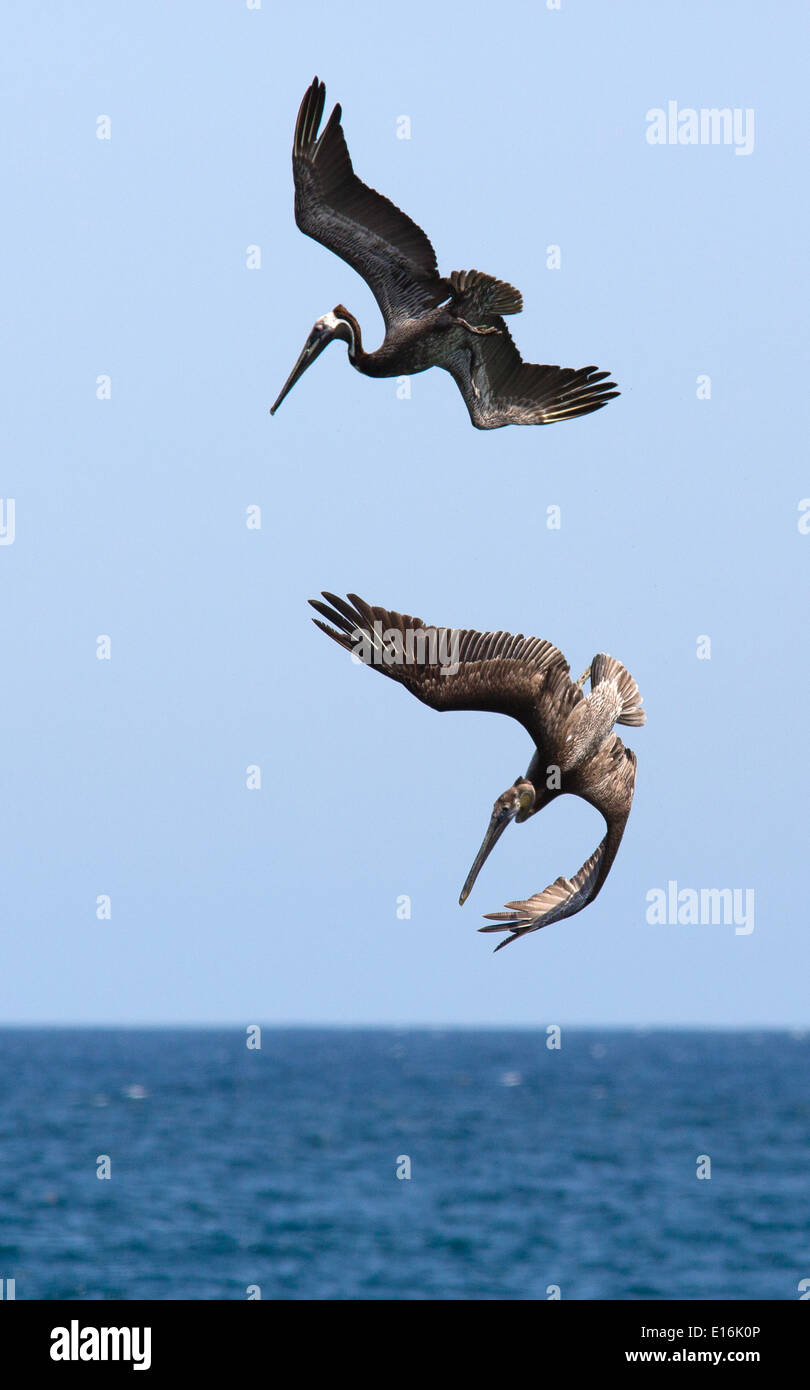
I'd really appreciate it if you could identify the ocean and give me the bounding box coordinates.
[0,1028,807,1300]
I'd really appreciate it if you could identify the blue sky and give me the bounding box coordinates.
[2,1,808,1024]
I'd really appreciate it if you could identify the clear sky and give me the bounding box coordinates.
[2,1,808,1025]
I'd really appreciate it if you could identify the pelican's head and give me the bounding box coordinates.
[270,306,357,415]
[459,779,536,906]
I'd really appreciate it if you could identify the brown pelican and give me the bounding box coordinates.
[310,593,645,950]
[271,79,619,429]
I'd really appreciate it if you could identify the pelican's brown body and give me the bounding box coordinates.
[271,79,619,429]
[321,304,467,378]
[310,594,645,951]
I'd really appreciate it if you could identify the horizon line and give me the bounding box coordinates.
[0,1020,806,1032]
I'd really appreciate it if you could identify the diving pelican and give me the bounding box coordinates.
[271,79,619,430]
[309,593,645,950]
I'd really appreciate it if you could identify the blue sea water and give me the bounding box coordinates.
[0,1028,807,1300]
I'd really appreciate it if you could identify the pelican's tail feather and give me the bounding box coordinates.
[591,653,646,727]
[449,269,523,316]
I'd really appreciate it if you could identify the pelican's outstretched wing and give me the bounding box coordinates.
[291,78,448,327]
[440,313,619,430]
[309,591,580,755]
[480,738,637,949]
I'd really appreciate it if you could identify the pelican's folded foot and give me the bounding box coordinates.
[456,318,501,336]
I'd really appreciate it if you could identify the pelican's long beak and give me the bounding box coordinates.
[270,326,332,415]
[459,803,519,905]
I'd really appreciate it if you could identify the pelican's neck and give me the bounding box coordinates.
[331,305,363,365]
[524,754,564,810]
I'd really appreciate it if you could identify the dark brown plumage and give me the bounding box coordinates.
[271,79,619,429]
[310,593,645,950]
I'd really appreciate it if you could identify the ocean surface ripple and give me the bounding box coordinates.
[0,1028,807,1300]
